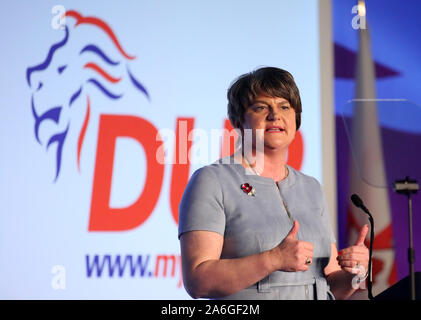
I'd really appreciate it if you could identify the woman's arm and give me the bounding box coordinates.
[324,225,369,300]
[324,243,359,300]
[180,230,275,298]
[180,220,314,299]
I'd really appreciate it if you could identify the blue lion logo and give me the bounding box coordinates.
[26,10,149,181]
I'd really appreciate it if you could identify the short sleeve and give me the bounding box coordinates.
[178,166,226,239]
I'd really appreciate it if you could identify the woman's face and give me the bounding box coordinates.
[242,94,296,152]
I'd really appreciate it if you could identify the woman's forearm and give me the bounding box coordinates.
[182,223,315,299]
[326,270,361,300]
[185,249,278,299]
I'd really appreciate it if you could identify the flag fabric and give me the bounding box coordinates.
[346,8,398,298]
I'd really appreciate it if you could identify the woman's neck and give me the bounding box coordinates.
[236,147,289,182]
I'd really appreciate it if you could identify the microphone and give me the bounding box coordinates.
[350,193,374,300]
[351,194,371,216]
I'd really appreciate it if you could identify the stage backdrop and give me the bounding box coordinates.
[333,0,421,294]
[0,1,331,299]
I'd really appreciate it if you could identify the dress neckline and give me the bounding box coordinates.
[215,155,296,188]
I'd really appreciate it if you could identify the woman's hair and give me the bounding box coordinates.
[227,67,302,131]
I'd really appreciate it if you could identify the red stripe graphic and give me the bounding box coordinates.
[84,62,121,83]
[77,96,91,172]
[65,10,136,60]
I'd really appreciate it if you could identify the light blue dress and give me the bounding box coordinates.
[178,156,336,300]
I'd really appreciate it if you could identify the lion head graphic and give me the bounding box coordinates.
[26,10,149,181]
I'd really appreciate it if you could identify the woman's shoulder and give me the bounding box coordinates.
[288,166,323,190]
[191,156,240,180]
[182,157,240,205]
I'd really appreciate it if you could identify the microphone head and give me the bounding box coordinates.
[351,194,363,208]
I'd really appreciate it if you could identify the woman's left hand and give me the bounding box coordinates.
[336,224,369,275]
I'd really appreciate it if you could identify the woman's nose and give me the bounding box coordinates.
[267,107,280,121]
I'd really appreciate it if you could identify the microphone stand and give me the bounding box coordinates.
[351,194,375,300]
[366,214,374,300]
[393,176,419,301]
[362,208,374,300]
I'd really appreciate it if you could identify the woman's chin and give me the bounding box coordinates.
[263,138,292,149]
[263,142,289,152]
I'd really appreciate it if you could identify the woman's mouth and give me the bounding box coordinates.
[265,126,285,133]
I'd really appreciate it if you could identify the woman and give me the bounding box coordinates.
[178,67,369,300]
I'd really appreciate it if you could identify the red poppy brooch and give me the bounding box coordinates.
[241,183,256,196]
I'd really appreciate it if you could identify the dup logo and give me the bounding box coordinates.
[26,9,305,233]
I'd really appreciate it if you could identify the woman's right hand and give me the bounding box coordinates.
[271,220,314,272]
